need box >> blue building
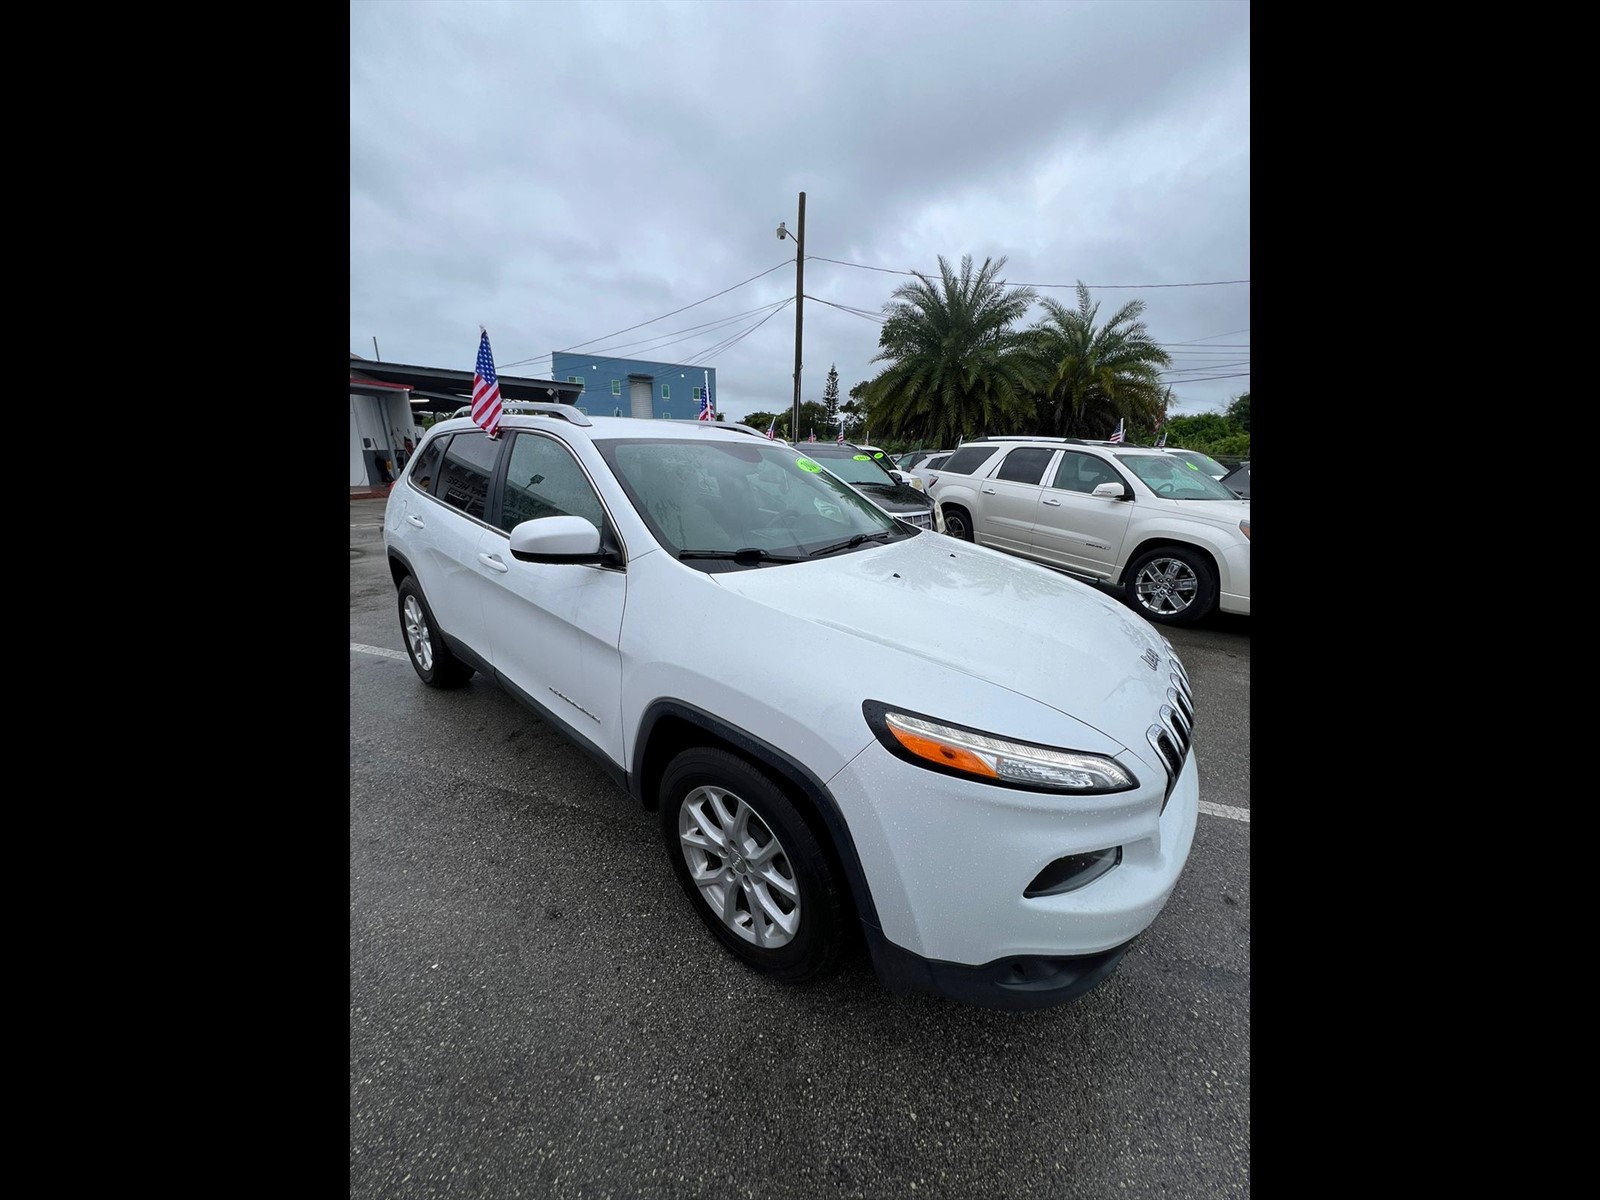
[550,353,718,421]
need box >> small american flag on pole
[808,429,815,443]
[1108,418,1125,444]
[471,329,503,437]
[1155,431,1167,448]
[698,372,714,421]
[837,419,845,445]
[765,416,776,439]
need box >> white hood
[709,533,1180,750]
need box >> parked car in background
[383,406,1200,1010]
[906,451,954,492]
[1158,447,1231,480]
[929,436,1250,626]
[897,449,945,474]
[1220,460,1250,499]
[801,442,944,532]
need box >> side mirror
[1092,482,1128,500]
[508,515,620,564]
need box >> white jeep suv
[384,407,1199,1010]
[930,437,1251,626]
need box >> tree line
[740,254,1249,460]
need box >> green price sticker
[1185,461,1199,470]
[853,454,871,461]
[797,458,821,472]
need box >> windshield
[598,437,910,559]
[803,449,898,486]
[1168,449,1230,477]
[1117,453,1241,500]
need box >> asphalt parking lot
[349,498,1249,1198]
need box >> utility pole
[791,192,805,441]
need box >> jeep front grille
[901,510,934,531]
[1144,647,1194,812]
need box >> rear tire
[660,747,843,982]
[1124,546,1217,626]
[397,576,474,687]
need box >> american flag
[837,420,845,445]
[1155,431,1167,448]
[698,373,714,422]
[765,416,776,440]
[472,329,503,437]
[1108,418,1124,444]
[808,429,815,443]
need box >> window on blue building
[661,384,670,400]
[611,380,621,396]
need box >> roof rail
[706,421,783,442]
[971,435,1080,444]
[448,402,593,427]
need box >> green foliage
[1225,391,1250,433]
[738,400,833,441]
[1162,410,1249,458]
[823,364,840,426]
[1022,283,1172,439]
[863,255,1039,446]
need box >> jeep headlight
[864,703,1135,793]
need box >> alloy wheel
[402,593,434,672]
[1133,556,1199,616]
[677,785,801,948]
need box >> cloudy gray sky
[350,0,1249,424]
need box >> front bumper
[829,737,1200,1009]
[864,929,1137,1012]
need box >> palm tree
[863,255,1038,446]
[1025,282,1172,438]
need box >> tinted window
[939,446,1000,476]
[437,431,500,518]
[1050,451,1119,494]
[406,434,446,496]
[995,447,1055,484]
[497,433,606,533]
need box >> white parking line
[352,642,409,662]
[351,641,1252,823]
[1199,801,1249,823]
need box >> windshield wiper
[678,547,807,565]
[810,531,894,558]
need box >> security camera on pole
[777,192,805,448]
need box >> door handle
[982,487,996,494]
[478,553,509,574]
[1042,498,1061,506]
[406,515,424,527]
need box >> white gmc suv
[384,408,1200,1011]
[929,437,1251,626]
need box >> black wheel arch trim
[632,699,884,934]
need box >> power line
[497,299,793,374]
[803,251,1247,290]
[497,258,794,371]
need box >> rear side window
[995,447,1055,484]
[939,446,1000,476]
[406,434,446,496]
[437,431,500,519]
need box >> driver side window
[496,433,605,534]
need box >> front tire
[942,503,974,541]
[660,748,843,982]
[1124,545,1217,626]
[397,576,474,688]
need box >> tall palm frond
[1025,282,1172,438]
[862,255,1038,445]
